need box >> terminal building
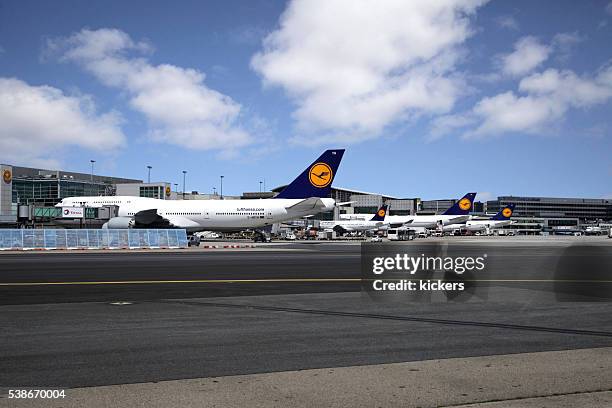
[116,182,174,200]
[486,196,612,233]
[421,199,485,215]
[4,165,139,206]
[0,163,167,226]
[487,196,612,221]
[2,163,611,232]
[271,185,418,220]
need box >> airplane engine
[102,216,135,229]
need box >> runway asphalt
[1,292,611,388]
[0,246,361,304]
[1,237,611,393]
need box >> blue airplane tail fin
[491,204,515,220]
[443,193,477,215]
[369,204,388,221]
[275,149,345,199]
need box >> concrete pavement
[2,347,610,408]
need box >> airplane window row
[85,201,130,205]
[125,212,202,216]
[215,212,265,216]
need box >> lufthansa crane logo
[165,186,171,197]
[309,162,333,188]
[2,169,11,184]
[458,198,472,211]
[377,209,386,217]
[502,207,512,218]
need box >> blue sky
[1,0,611,200]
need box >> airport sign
[61,207,84,218]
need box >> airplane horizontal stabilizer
[285,197,325,212]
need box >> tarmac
[0,236,610,406]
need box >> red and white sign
[62,207,84,218]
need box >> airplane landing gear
[253,230,271,242]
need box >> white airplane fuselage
[341,214,469,228]
[56,196,335,232]
[443,219,512,232]
[319,220,387,232]
[464,219,512,231]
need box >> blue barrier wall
[0,229,188,250]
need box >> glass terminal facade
[12,179,112,207]
[487,196,612,221]
[7,165,142,207]
[139,185,164,199]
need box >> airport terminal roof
[2,164,141,185]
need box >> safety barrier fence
[0,229,188,250]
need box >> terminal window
[140,186,162,199]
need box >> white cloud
[0,77,125,167]
[468,91,564,137]
[552,32,583,49]
[48,28,251,151]
[496,16,519,31]
[429,113,476,140]
[518,68,612,106]
[552,32,584,62]
[252,0,487,143]
[444,65,612,139]
[606,2,612,15]
[498,36,551,77]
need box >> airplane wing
[133,209,172,227]
[285,197,326,212]
[448,215,470,224]
[394,220,413,228]
[133,209,199,229]
[333,225,349,234]
[163,215,201,229]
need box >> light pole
[90,160,95,183]
[182,170,187,200]
[220,175,224,199]
[259,181,262,193]
[147,165,152,183]
[213,187,217,196]
[173,183,178,197]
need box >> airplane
[341,193,477,229]
[443,204,515,234]
[56,149,345,239]
[319,204,389,235]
